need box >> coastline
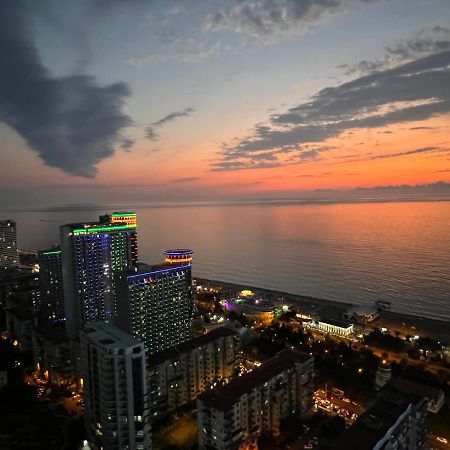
[195,277,450,343]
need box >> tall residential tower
[38,246,64,322]
[80,322,151,450]
[116,249,193,355]
[0,219,18,269]
[60,213,137,339]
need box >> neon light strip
[72,224,136,235]
[111,212,136,216]
[42,250,62,255]
[163,250,193,255]
[128,264,191,279]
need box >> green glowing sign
[72,224,136,235]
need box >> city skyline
[1,0,450,208]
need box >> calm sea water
[3,201,450,320]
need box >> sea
[2,201,450,321]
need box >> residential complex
[60,213,138,339]
[80,322,151,450]
[197,349,314,450]
[147,327,240,420]
[116,249,194,355]
[0,219,18,269]
[38,247,64,322]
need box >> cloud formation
[204,0,380,42]
[0,1,132,178]
[214,50,450,170]
[146,107,194,141]
[341,25,450,75]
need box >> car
[437,437,448,444]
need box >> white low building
[305,318,354,337]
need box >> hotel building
[38,247,64,322]
[0,219,18,269]
[60,213,137,339]
[197,349,314,450]
[116,249,194,355]
[147,327,240,420]
[80,322,151,450]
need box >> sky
[1,0,450,208]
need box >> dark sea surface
[3,201,450,320]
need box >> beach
[195,277,450,343]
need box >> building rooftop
[127,262,191,279]
[336,382,426,450]
[83,322,143,349]
[148,327,239,367]
[318,318,352,328]
[198,349,312,412]
[389,377,442,402]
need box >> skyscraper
[116,249,193,355]
[60,213,137,339]
[38,246,64,322]
[80,322,151,450]
[0,219,18,269]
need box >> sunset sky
[1,0,450,208]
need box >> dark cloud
[145,128,159,141]
[214,50,450,171]
[172,176,200,183]
[145,107,194,141]
[0,1,132,178]
[121,139,135,151]
[204,0,380,42]
[343,25,450,75]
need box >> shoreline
[195,277,450,343]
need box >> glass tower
[60,213,138,339]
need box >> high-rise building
[0,219,18,269]
[38,247,64,322]
[80,322,151,450]
[147,327,240,420]
[60,214,137,339]
[197,349,314,450]
[116,249,193,355]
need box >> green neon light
[42,250,62,255]
[111,212,136,216]
[72,224,136,235]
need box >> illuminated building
[38,247,64,322]
[197,349,314,450]
[60,214,137,339]
[147,327,240,420]
[0,219,18,269]
[80,322,151,450]
[163,248,193,264]
[116,249,194,355]
[110,211,137,226]
[305,318,354,337]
